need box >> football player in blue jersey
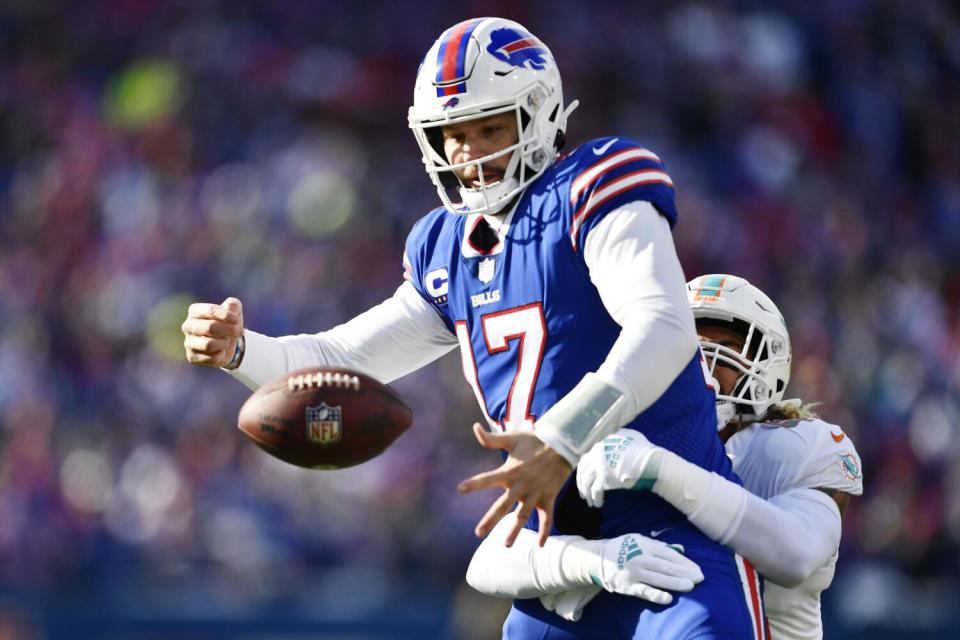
[183,17,765,638]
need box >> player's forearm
[726,489,842,586]
[653,451,841,587]
[227,282,457,390]
[466,517,599,598]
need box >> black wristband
[225,334,245,370]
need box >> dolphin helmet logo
[486,28,549,71]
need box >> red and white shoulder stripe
[568,145,674,250]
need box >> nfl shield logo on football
[478,258,496,284]
[306,403,342,446]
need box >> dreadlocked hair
[719,401,821,442]
[760,401,820,424]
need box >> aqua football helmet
[687,274,792,418]
[409,18,577,215]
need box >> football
[237,367,413,469]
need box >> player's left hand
[458,423,572,547]
[577,428,664,508]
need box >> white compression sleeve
[587,202,698,423]
[533,202,698,465]
[653,451,842,587]
[466,517,600,598]
[227,281,458,390]
[737,488,842,587]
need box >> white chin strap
[458,176,519,215]
[715,401,737,431]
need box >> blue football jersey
[404,137,739,537]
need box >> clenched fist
[182,297,245,368]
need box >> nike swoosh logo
[592,138,619,155]
[831,430,845,443]
[649,528,672,538]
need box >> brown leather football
[237,367,412,469]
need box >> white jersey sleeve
[227,281,459,390]
[726,418,864,499]
[793,419,863,495]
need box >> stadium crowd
[1,0,958,637]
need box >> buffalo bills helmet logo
[442,96,460,109]
[486,28,549,71]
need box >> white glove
[576,428,664,508]
[593,533,703,603]
[540,586,601,622]
[540,533,702,620]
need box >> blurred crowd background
[1,0,958,638]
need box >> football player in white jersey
[467,274,864,640]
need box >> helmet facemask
[698,318,791,419]
[687,274,792,422]
[411,83,561,215]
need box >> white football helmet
[687,274,792,418]
[408,18,577,215]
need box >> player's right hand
[458,424,572,547]
[182,297,244,368]
[595,534,703,604]
[576,428,664,508]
